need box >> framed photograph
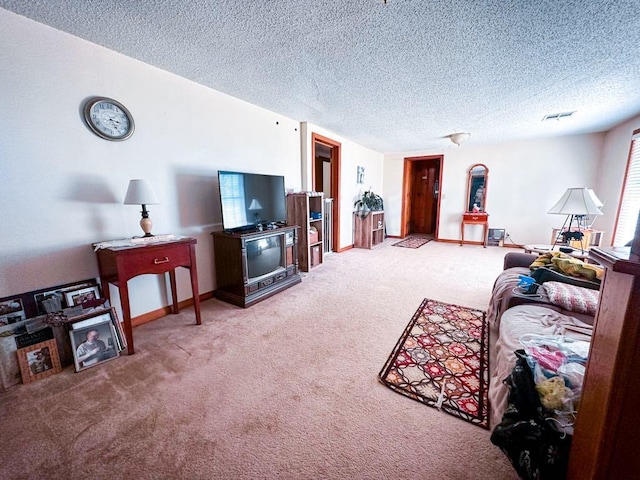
[69,307,126,352]
[69,315,120,372]
[17,338,62,384]
[64,285,100,307]
[0,298,26,326]
[357,165,365,184]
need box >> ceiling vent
[542,111,576,122]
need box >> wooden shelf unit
[286,192,324,271]
[353,210,385,249]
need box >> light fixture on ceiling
[449,132,471,146]
[124,179,160,237]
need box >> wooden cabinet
[567,246,640,478]
[286,192,324,271]
[212,227,301,308]
[353,211,385,249]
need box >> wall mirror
[466,163,488,212]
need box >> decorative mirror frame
[466,163,489,212]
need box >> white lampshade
[586,188,604,208]
[248,198,263,210]
[450,132,471,146]
[124,179,160,205]
[548,187,603,215]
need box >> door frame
[311,132,341,252]
[401,155,444,239]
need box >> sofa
[487,252,599,430]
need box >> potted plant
[354,189,384,217]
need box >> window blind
[613,130,640,246]
[220,173,248,228]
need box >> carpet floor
[0,240,518,480]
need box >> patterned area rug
[391,236,432,248]
[378,299,489,429]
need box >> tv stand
[212,226,301,308]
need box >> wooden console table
[460,212,489,247]
[94,237,201,354]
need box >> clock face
[83,97,134,141]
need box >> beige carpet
[0,240,518,479]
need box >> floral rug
[378,298,489,429]
[391,236,432,249]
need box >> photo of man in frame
[71,321,118,371]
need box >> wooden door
[311,133,341,252]
[410,159,439,234]
[402,156,442,237]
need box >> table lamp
[248,198,263,223]
[548,187,603,253]
[124,179,160,237]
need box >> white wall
[2,8,638,320]
[0,10,301,317]
[595,113,640,245]
[384,134,607,245]
[301,123,384,250]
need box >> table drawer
[119,244,191,277]
[463,213,488,222]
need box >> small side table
[460,212,489,247]
[94,237,201,354]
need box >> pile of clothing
[491,334,590,480]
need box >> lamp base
[140,217,153,237]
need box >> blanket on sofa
[488,305,593,429]
[529,251,604,282]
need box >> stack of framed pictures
[34,281,101,315]
[67,308,126,372]
[0,279,110,390]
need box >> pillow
[542,281,599,316]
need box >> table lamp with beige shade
[124,179,160,237]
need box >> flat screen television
[218,170,287,232]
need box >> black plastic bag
[490,350,572,479]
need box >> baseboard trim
[131,291,215,327]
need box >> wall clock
[83,97,135,141]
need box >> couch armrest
[503,252,538,270]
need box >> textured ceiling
[2,0,640,153]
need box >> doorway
[311,133,341,252]
[401,155,443,239]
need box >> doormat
[391,236,432,249]
[378,298,489,429]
